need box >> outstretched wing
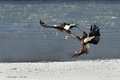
[40,20,56,28]
[88,24,100,44]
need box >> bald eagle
[40,20,78,37]
[72,25,100,57]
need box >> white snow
[111,16,117,19]
[0,59,120,80]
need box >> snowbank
[0,59,120,80]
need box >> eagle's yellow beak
[80,30,83,33]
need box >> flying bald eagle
[40,20,78,37]
[72,25,100,57]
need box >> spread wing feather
[40,20,57,28]
[88,24,100,44]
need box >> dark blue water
[0,0,120,62]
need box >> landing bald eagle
[72,25,100,57]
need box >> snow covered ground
[0,59,120,80]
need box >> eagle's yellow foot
[71,33,76,37]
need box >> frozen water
[0,0,120,62]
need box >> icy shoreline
[0,59,120,80]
